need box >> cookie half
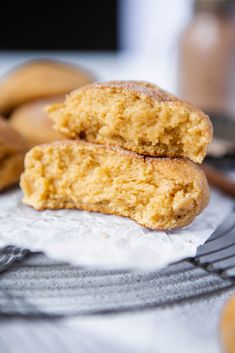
[20,140,209,230]
[47,81,212,163]
[0,117,27,190]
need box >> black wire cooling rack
[0,204,235,317]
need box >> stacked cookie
[2,59,95,147]
[20,81,212,230]
[0,59,95,191]
[0,59,95,115]
[0,117,27,191]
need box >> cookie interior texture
[0,59,95,114]
[21,141,209,230]
[0,117,27,190]
[47,81,212,163]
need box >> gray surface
[0,289,234,353]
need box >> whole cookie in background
[0,117,27,191]
[221,295,235,353]
[0,59,95,115]
[9,96,64,148]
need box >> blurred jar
[178,0,235,119]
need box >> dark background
[0,0,118,51]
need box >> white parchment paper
[0,188,233,270]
